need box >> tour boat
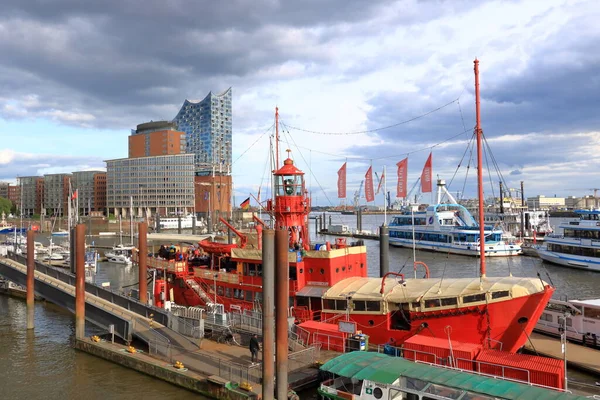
[537,209,600,271]
[388,179,522,257]
[535,297,600,347]
[156,214,198,230]
[105,244,134,265]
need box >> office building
[128,121,186,158]
[0,182,9,199]
[106,154,195,217]
[44,174,71,217]
[527,195,565,210]
[72,171,107,215]
[173,88,232,172]
[7,184,20,210]
[19,176,44,216]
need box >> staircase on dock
[185,278,213,305]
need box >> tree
[0,196,12,216]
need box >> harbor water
[2,212,600,398]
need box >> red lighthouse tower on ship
[268,149,311,250]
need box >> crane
[353,180,364,210]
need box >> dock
[318,229,379,241]
[147,233,214,243]
[524,332,600,376]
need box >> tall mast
[275,107,280,170]
[474,58,486,278]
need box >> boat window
[540,313,553,322]
[245,290,253,302]
[584,307,600,320]
[323,299,335,310]
[405,378,428,391]
[463,293,486,303]
[217,286,224,296]
[225,287,231,298]
[411,302,420,309]
[366,301,381,312]
[388,388,412,400]
[425,299,441,308]
[354,301,366,311]
[566,317,572,327]
[440,297,458,307]
[424,383,462,399]
[491,290,510,299]
[336,299,348,310]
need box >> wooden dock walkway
[524,332,600,376]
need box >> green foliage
[0,196,12,216]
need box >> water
[3,218,600,398]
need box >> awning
[296,285,330,297]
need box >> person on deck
[249,334,260,364]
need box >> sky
[0,0,599,207]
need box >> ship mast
[474,59,486,278]
[275,106,280,170]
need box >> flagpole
[383,165,387,225]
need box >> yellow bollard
[127,345,137,353]
[173,361,185,369]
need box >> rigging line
[281,125,338,209]
[282,98,459,135]
[482,135,510,194]
[457,99,469,135]
[482,133,496,200]
[460,134,475,200]
[232,123,274,165]
[447,131,476,190]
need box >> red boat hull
[321,286,554,353]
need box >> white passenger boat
[537,209,600,271]
[105,244,134,265]
[156,214,197,230]
[535,297,600,347]
[388,180,521,257]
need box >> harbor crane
[353,180,364,210]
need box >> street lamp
[558,312,571,391]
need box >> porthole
[309,268,313,273]
[348,265,352,270]
[299,268,303,274]
[360,263,364,269]
[368,320,374,326]
[320,268,325,275]
[336,268,339,273]
[342,266,346,271]
[373,387,383,399]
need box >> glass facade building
[173,88,232,173]
[106,154,195,217]
[72,171,106,214]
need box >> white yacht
[105,244,134,265]
[388,180,522,257]
[537,209,600,271]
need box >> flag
[337,162,346,198]
[71,189,78,200]
[375,169,385,195]
[257,187,261,203]
[240,197,250,210]
[364,166,374,202]
[421,153,433,193]
[396,158,408,198]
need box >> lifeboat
[198,239,237,254]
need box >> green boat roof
[320,352,587,400]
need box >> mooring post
[275,229,289,400]
[155,213,161,233]
[138,222,148,304]
[69,226,76,274]
[380,224,389,277]
[262,229,275,399]
[191,214,196,235]
[26,229,35,330]
[75,223,86,339]
[177,215,182,234]
[357,208,362,232]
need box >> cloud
[0,0,599,204]
[0,151,105,181]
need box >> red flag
[375,169,385,195]
[396,158,408,198]
[421,153,433,193]
[337,162,347,198]
[71,189,78,200]
[364,166,374,202]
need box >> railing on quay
[7,252,171,326]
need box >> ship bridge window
[491,290,510,300]
[323,299,335,310]
[366,301,381,312]
[353,301,366,311]
[463,293,486,303]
